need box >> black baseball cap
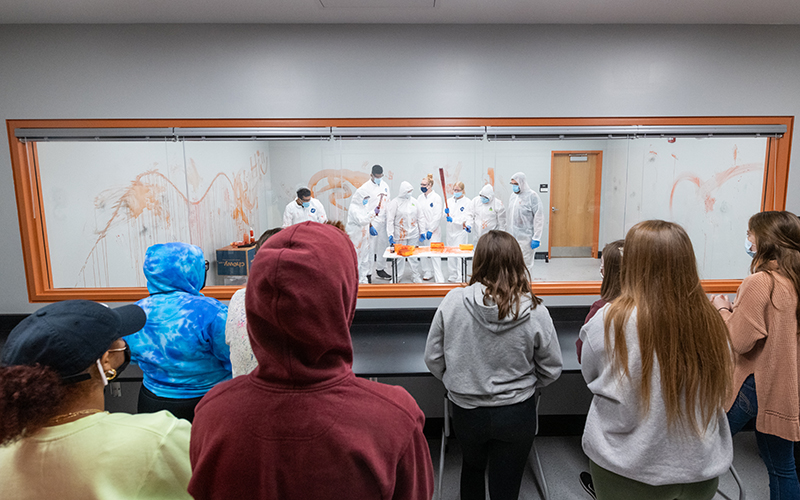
[1,300,146,384]
[371,164,383,175]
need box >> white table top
[382,246,474,259]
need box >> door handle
[551,207,558,213]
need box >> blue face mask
[362,198,370,206]
[480,196,490,204]
[512,184,520,193]
[745,237,756,258]
[373,176,381,186]
[302,201,310,208]
[454,192,463,199]
[420,186,428,193]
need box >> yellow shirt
[0,411,192,500]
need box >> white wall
[1,24,799,312]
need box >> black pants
[450,395,538,500]
[138,385,203,423]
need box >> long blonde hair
[604,220,731,434]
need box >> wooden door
[549,152,602,258]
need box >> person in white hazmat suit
[282,186,328,228]
[346,186,377,284]
[359,165,392,281]
[445,182,474,283]
[508,172,544,276]
[417,174,445,283]
[472,184,507,240]
[386,181,426,283]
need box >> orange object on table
[395,244,416,256]
[459,244,474,251]
[430,242,444,252]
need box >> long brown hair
[748,211,800,329]
[469,230,541,320]
[600,239,625,302]
[604,220,731,434]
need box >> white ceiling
[0,0,798,24]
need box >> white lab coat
[417,190,445,283]
[386,181,424,282]
[346,186,376,284]
[359,178,391,274]
[508,172,544,273]
[472,184,507,240]
[282,197,328,228]
[446,194,474,282]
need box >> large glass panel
[33,131,768,290]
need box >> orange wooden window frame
[7,116,794,302]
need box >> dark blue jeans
[727,374,800,500]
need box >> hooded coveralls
[128,243,231,408]
[508,172,544,275]
[386,181,425,283]
[188,222,435,500]
[346,185,376,284]
[282,196,327,228]
[446,191,474,282]
[473,184,507,240]
[359,176,391,277]
[417,185,445,282]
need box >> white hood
[398,181,413,200]
[479,184,495,202]
[511,172,531,193]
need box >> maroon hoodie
[189,222,434,500]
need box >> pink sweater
[722,270,800,441]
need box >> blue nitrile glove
[419,234,426,243]
[389,235,396,246]
[369,225,378,236]
[426,231,433,240]
[465,225,472,233]
[531,240,540,249]
[444,208,450,215]
[446,216,453,223]
[374,206,381,215]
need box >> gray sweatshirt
[424,283,563,409]
[580,305,733,485]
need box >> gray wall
[1,24,799,313]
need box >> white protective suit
[359,177,391,277]
[445,192,474,282]
[282,197,328,228]
[346,186,376,284]
[472,184,507,240]
[417,188,445,283]
[386,181,425,283]
[508,172,544,275]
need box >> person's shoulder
[351,378,424,424]
[230,287,246,303]
[102,411,191,438]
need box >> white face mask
[745,237,756,258]
[97,359,108,387]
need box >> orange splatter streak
[669,162,763,214]
[307,168,370,211]
[671,154,678,160]
[487,167,495,187]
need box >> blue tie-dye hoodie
[128,242,232,398]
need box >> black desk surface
[1,307,585,381]
[350,308,584,377]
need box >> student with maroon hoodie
[188,221,434,500]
